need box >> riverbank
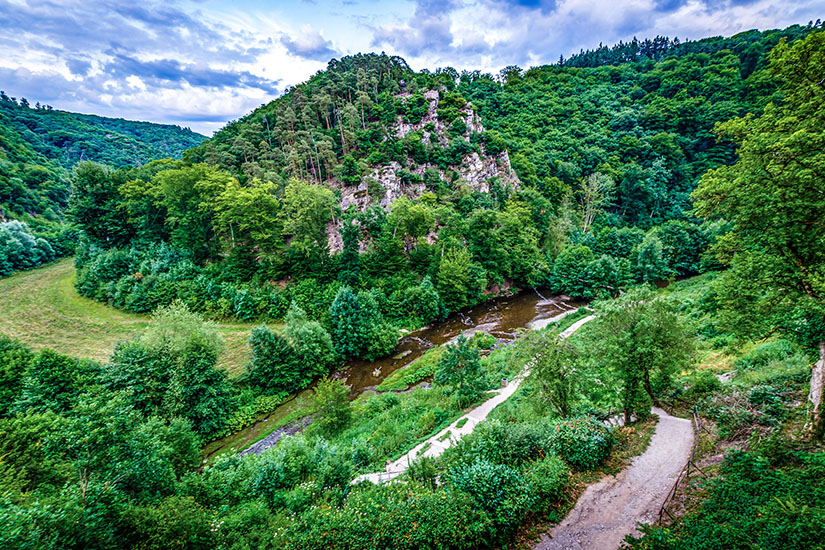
[203,291,583,461]
[353,314,596,485]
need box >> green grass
[545,307,591,334]
[376,346,446,391]
[0,258,257,375]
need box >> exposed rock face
[328,89,519,253]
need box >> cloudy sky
[1,0,822,135]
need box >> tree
[313,377,352,437]
[329,287,368,359]
[578,172,615,232]
[67,162,133,247]
[597,287,694,423]
[553,244,594,297]
[284,302,335,379]
[633,233,670,283]
[248,325,299,394]
[105,302,234,436]
[152,164,232,261]
[328,287,396,361]
[15,351,98,414]
[434,336,484,409]
[437,247,474,312]
[586,254,627,298]
[279,179,336,263]
[0,335,33,416]
[693,31,825,435]
[523,331,579,417]
[212,178,281,258]
[337,217,360,286]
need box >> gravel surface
[534,407,694,550]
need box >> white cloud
[0,0,822,134]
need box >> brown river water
[204,290,583,459]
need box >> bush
[313,378,352,437]
[445,458,535,532]
[685,369,722,400]
[248,325,300,394]
[548,417,614,470]
[526,454,569,511]
[625,451,825,550]
[444,419,550,468]
[283,482,488,549]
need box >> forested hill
[560,23,818,68]
[0,95,206,170]
[187,23,820,232]
[0,94,205,221]
[0,95,206,276]
[66,24,824,327]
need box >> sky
[0,0,822,135]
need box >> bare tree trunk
[806,342,825,436]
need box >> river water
[204,291,582,459]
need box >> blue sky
[0,0,822,135]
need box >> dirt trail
[535,407,693,550]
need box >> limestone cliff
[328,88,519,252]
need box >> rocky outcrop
[327,88,519,253]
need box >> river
[203,290,582,460]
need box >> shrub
[313,378,352,437]
[283,483,488,549]
[548,417,614,470]
[624,451,825,550]
[248,325,300,394]
[685,369,722,400]
[445,459,535,532]
[445,419,549,468]
[526,454,569,511]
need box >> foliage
[284,302,335,379]
[693,30,825,432]
[434,335,484,409]
[547,416,614,470]
[624,451,825,550]
[105,302,234,436]
[523,329,579,417]
[525,454,570,511]
[444,458,535,532]
[248,325,299,394]
[0,221,57,277]
[313,377,352,437]
[596,287,695,422]
[0,94,203,230]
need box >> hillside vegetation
[0,95,206,278]
[0,22,824,550]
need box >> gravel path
[534,407,694,550]
[352,314,595,485]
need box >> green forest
[1,20,824,550]
[0,95,205,276]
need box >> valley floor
[0,258,254,373]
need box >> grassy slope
[0,258,255,374]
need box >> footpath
[352,314,595,485]
[534,407,694,549]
